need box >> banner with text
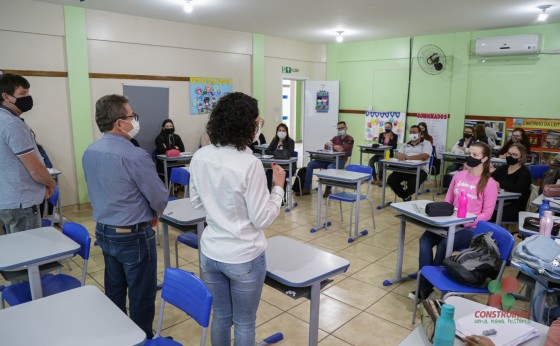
[513,118,560,130]
[365,111,406,144]
[416,113,449,158]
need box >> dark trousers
[95,223,157,338]
[387,170,428,199]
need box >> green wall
[328,23,560,151]
[252,33,265,114]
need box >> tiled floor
[2,177,530,345]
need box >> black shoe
[403,196,412,202]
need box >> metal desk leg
[383,218,408,286]
[164,160,169,189]
[352,181,361,240]
[162,222,170,269]
[359,150,364,166]
[496,199,504,226]
[54,175,63,226]
[310,181,323,233]
[378,162,388,210]
[445,225,456,258]
[308,281,321,346]
[439,155,446,194]
[415,167,421,200]
[28,265,43,300]
[286,163,295,212]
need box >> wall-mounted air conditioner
[474,34,541,57]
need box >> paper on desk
[455,307,539,346]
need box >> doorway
[282,78,304,167]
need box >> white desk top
[306,150,346,156]
[314,169,370,182]
[159,198,206,226]
[0,286,146,346]
[47,168,62,176]
[0,227,79,270]
[156,152,194,161]
[441,152,510,165]
[359,144,392,150]
[399,296,547,346]
[497,190,522,200]
[259,157,298,165]
[532,194,560,212]
[266,236,350,287]
[518,211,560,238]
[390,200,476,227]
[380,158,428,167]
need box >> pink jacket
[445,170,498,228]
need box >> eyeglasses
[506,152,520,158]
[123,113,139,122]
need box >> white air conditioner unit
[474,34,541,57]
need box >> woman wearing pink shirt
[412,142,498,299]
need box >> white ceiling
[36,0,560,43]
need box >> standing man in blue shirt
[83,94,168,338]
[0,73,56,233]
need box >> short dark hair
[207,92,259,150]
[410,125,420,131]
[0,74,30,98]
[337,121,347,127]
[95,94,129,132]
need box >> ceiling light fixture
[336,31,344,43]
[184,0,193,13]
[537,5,551,22]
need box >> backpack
[541,164,560,194]
[442,233,501,287]
[292,167,307,193]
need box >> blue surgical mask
[337,130,346,136]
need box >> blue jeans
[95,223,157,339]
[0,205,41,234]
[200,251,266,346]
[303,159,344,191]
[418,227,474,291]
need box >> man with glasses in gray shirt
[83,94,168,338]
[0,73,56,233]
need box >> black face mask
[164,128,175,135]
[466,156,483,168]
[463,133,473,139]
[506,156,519,166]
[8,95,33,113]
[384,128,391,133]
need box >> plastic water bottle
[540,210,554,237]
[433,304,456,346]
[539,199,551,219]
[457,191,468,218]
[328,140,333,153]
[385,148,391,160]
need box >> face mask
[409,134,419,141]
[385,128,391,133]
[337,130,346,136]
[164,128,175,135]
[9,95,33,113]
[466,156,483,168]
[463,133,473,139]
[512,136,521,143]
[419,129,426,134]
[277,131,286,139]
[253,126,261,143]
[125,119,140,138]
[506,156,519,166]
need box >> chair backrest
[62,222,92,261]
[472,221,515,262]
[529,164,549,180]
[170,167,190,186]
[161,268,212,328]
[346,164,373,182]
[293,151,298,158]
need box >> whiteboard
[302,81,340,166]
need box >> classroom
[1,0,559,345]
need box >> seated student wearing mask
[387,125,432,202]
[418,122,433,144]
[497,127,532,163]
[413,142,497,300]
[490,143,531,224]
[301,121,354,198]
[368,122,398,184]
[155,119,185,179]
[448,126,475,173]
[248,118,266,153]
[265,123,295,193]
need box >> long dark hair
[470,142,492,197]
[273,123,291,142]
[159,119,174,136]
[418,122,430,137]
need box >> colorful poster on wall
[416,113,449,158]
[315,90,329,113]
[365,111,406,144]
[190,77,232,115]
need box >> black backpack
[541,164,560,194]
[442,233,501,287]
[292,167,307,193]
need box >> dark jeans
[95,223,157,338]
[0,205,41,234]
[418,227,474,291]
[304,159,344,191]
[387,170,428,199]
[368,155,382,180]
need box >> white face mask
[409,133,419,141]
[253,126,261,143]
[277,131,287,139]
[126,119,140,138]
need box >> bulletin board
[365,111,406,144]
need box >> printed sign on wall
[190,77,232,115]
[315,90,329,113]
[416,113,449,158]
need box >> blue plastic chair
[411,221,515,324]
[146,268,212,346]
[529,164,549,180]
[2,222,91,307]
[175,232,198,268]
[41,186,59,227]
[168,167,190,200]
[325,164,376,242]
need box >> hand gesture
[271,163,286,188]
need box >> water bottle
[540,210,554,237]
[328,140,333,153]
[385,148,391,161]
[433,304,456,346]
[457,191,468,218]
[539,199,551,219]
